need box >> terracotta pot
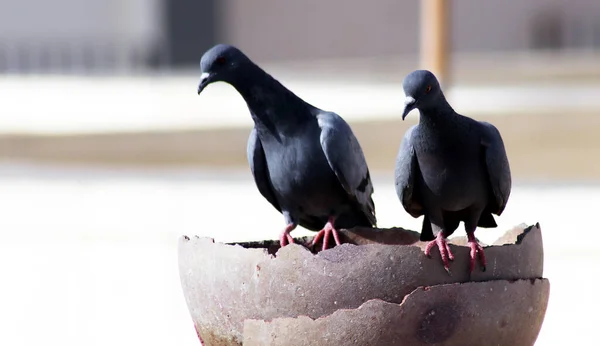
[244,278,549,346]
[178,224,548,346]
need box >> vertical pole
[420,0,450,87]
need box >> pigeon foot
[424,232,454,275]
[279,223,296,247]
[467,233,487,272]
[310,217,342,251]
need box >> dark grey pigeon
[395,70,511,274]
[197,44,377,251]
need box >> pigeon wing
[247,127,281,213]
[394,125,423,218]
[479,121,512,215]
[317,112,377,226]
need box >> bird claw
[468,239,487,273]
[444,266,452,276]
[424,233,454,276]
[310,219,341,251]
[279,233,295,247]
[279,224,296,247]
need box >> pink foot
[424,232,454,275]
[279,223,296,247]
[468,233,487,272]
[310,217,342,251]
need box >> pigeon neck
[233,64,314,134]
[418,94,455,124]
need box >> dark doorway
[155,0,220,69]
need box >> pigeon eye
[216,56,226,65]
[425,85,432,93]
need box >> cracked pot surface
[178,224,545,345]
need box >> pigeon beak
[401,96,416,120]
[197,72,212,95]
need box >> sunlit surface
[2,76,600,134]
[0,163,596,345]
[3,1,599,345]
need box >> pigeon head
[197,44,252,94]
[400,70,442,120]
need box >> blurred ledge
[3,77,600,136]
[0,111,598,180]
[2,50,600,136]
[264,49,600,84]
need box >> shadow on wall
[148,0,221,68]
[0,0,222,74]
[530,6,564,50]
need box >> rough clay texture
[243,279,550,346]
[178,224,546,346]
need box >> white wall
[222,0,600,62]
[0,0,161,43]
[0,0,162,71]
[2,0,600,71]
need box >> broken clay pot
[243,279,550,346]
[178,223,548,346]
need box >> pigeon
[196,44,377,251]
[394,70,511,274]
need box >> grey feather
[247,126,281,213]
[394,124,423,218]
[479,121,512,215]
[318,111,377,225]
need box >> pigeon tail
[420,210,497,242]
[335,207,376,230]
[420,216,435,241]
[477,211,498,228]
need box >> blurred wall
[222,0,419,61]
[157,0,220,67]
[0,0,162,72]
[2,0,600,72]
[223,0,600,62]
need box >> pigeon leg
[310,217,342,251]
[467,231,487,272]
[424,232,454,275]
[279,223,297,247]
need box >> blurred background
[0,1,598,345]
